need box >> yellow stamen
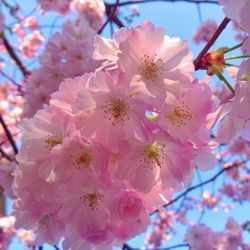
[45,135,62,150]
[142,143,166,169]
[166,101,194,127]
[72,148,92,169]
[102,98,129,126]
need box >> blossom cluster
[10,16,44,59]
[145,210,175,249]
[213,0,250,143]
[13,21,217,249]
[219,158,250,202]
[0,216,34,249]
[216,56,250,143]
[0,216,17,249]
[185,217,249,250]
[24,18,100,116]
[2,0,249,249]
[37,0,105,30]
[0,83,23,199]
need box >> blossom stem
[223,62,235,67]
[223,41,245,54]
[224,55,250,60]
[211,65,235,95]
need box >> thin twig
[111,0,218,7]
[0,70,24,93]
[0,113,18,154]
[151,160,246,215]
[2,35,30,77]
[0,146,14,162]
[161,244,190,250]
[122,243,190,250]
[99,0,124,34]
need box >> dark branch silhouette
[3,35,30,77]
[0,113,18,155]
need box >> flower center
[45,134,63,150]
[142,143,166,169]
[139,55,165,80]
[80,190,104,211]
[35,214,51,233]
[166,101,194,127]
[102,98,129,126]
[72,148,92,169]
[39,215,50,226]
[110,153,119,166]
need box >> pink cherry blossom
[50,73,93,115]
[0,216,16,249]
[117,133,195,193]
[47,131,109,182]
[202,191,220,209]
[19,30,45,58]
[71,0,105,30]
[72,70,151,149]
[118,20,194,99]
[185,224,213,250]
[94,27,129,63]
[216,59,250,143]
[158,82,213,146]
[210,232,227,250]
[0,162,15,198]
[12,23,25,38]
[110,191,150,241]
[225,217,243,250]
[218,0,246,21]
[38,0,72,14]
[23,16,38,30]
[12,20,218,250]
[24,18,99,117]
[219,0,250,52]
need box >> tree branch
[0,70,24,93]
[151,160,246,215]
[0,146,14,162]
[109,0,218,7]
[2,35,30,77]
[122,243,190,250]
[193,17,231,70]
[99,0,125,34]
[0,113,18,154]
